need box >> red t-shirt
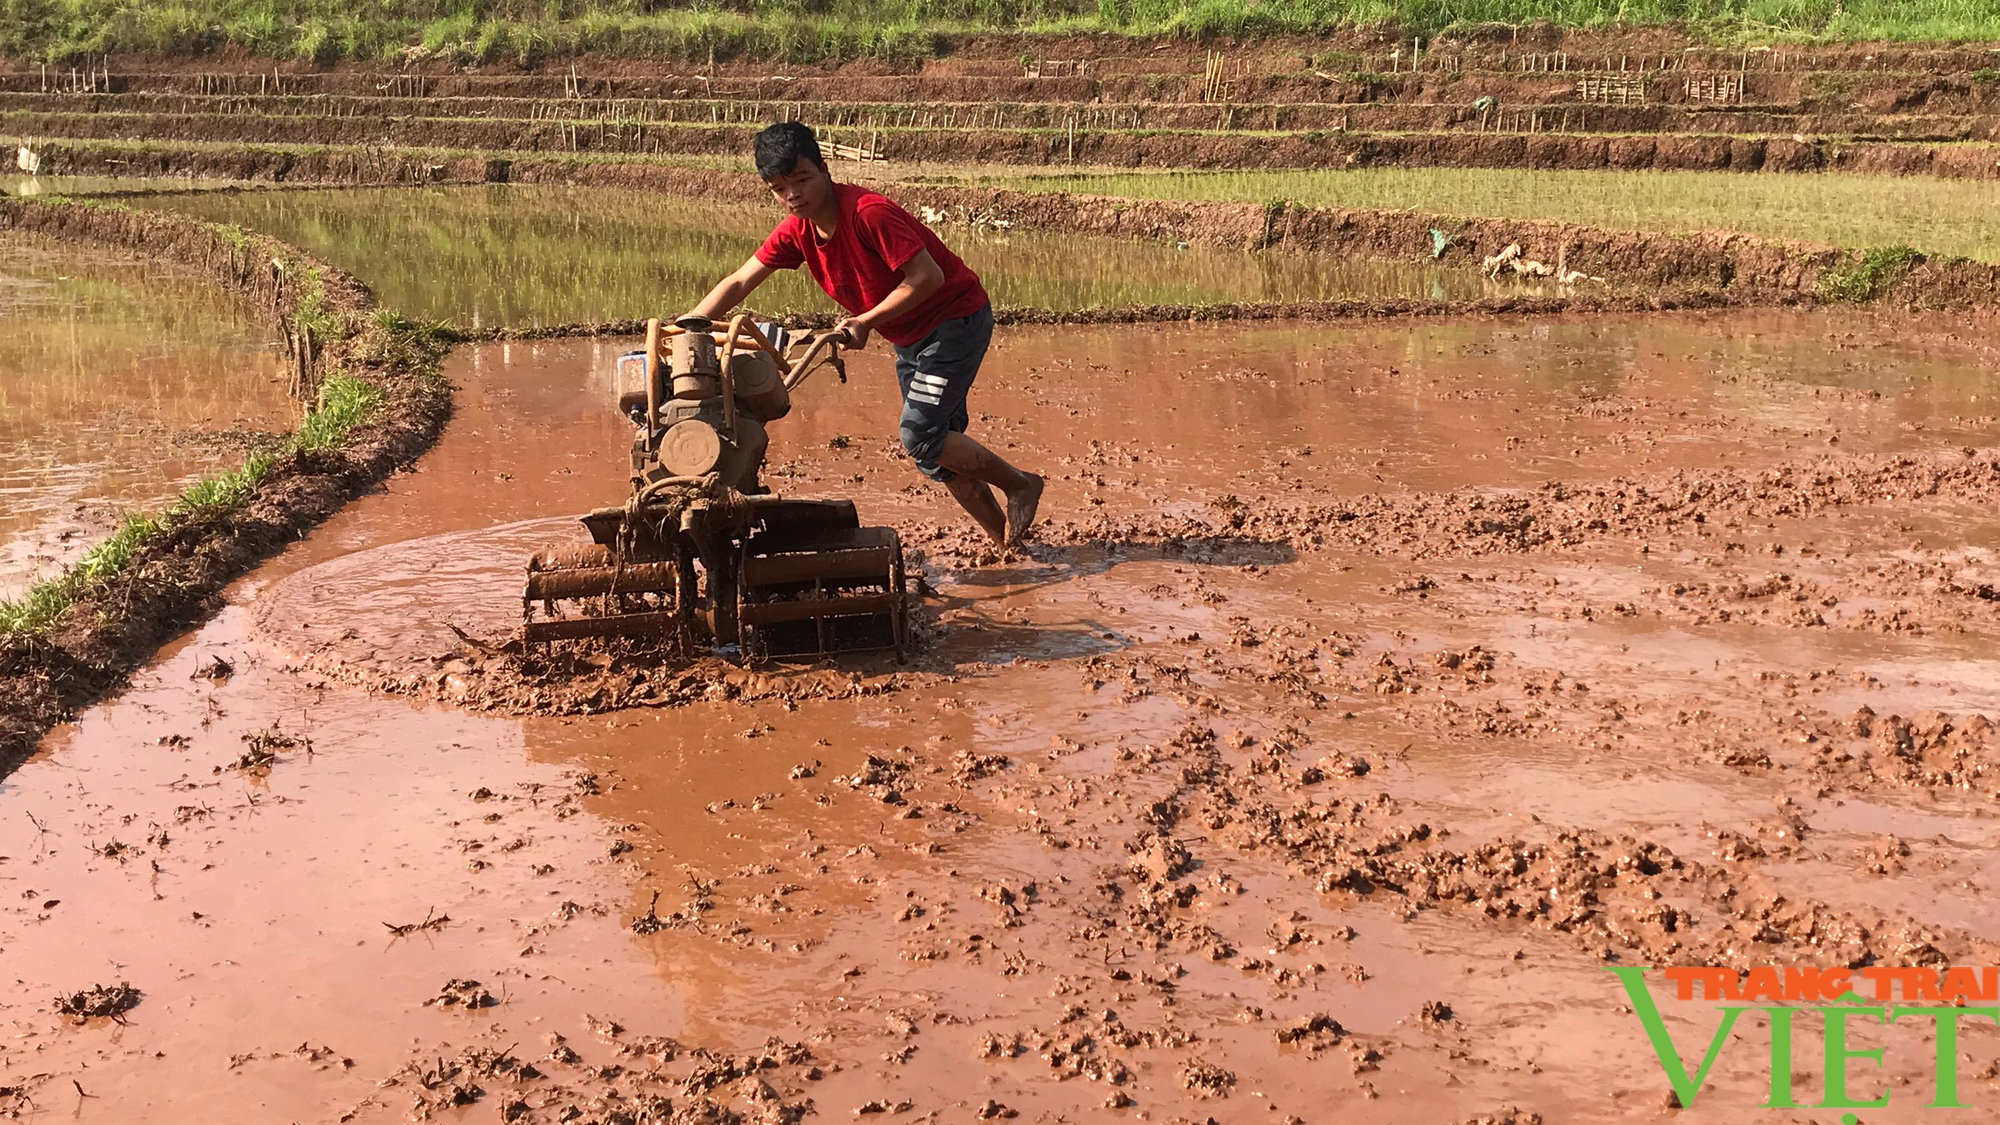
[754,183,989,348]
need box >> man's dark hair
[755,122,826,179]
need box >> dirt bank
[7,30,2000,87]
[453,290,1795,346]
[0,200,448,774]
[12,67,2000,116]
[13,106,2000,178]
[10,90,1998,142]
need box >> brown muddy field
[8,309,2000,1123]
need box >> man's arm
[838,248,944,349]
[688,255,778,321]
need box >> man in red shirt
[687,122,1044,547]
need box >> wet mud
[0,231,292,598]
[8,307,2000,1122]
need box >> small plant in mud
[361,313,452,384]
[55,983,141,1023]
[217,722,304,775]
[827,434,851,450]
[630,890,668,934]
[383,906,452,937]
[1818,244,1922,302]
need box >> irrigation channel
[8,258,2000,1121]
[0,230,290,600]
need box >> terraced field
[5,27,2000,1125]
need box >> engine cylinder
[670,320,721,401]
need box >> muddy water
[9,309,2000,1122]
[145,185,1488,325]
[0,232,292,598]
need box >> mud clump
[399,1046,541,1119]
[426,979,498,1010]
[1180,1059,1236,1098]
[287,637,941,719]
[54,982,140,1023]
[1274,1013,1345,1048]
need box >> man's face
[764,160,830,217]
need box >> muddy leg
[945,476,1007,544]
[938,432,1043,546]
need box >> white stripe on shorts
[908,390,943,405]
[912,374,949,389]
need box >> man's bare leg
[945,477,1007,543]
[937,431,1043,546]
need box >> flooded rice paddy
[0,174,246,197]
[8,303,2000,1122]
[0,232,291,598]
[147,185,1492,325]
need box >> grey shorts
[892,303,993,483]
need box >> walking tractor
[522,314,907,660]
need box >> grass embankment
[935,166,2000,262]
[4,0,1997,65]
[0,263,447,636]
[0,374,382,633]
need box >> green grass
[1818,244,1921,301]
[293,371,382,453]
[3,0,1997,64]
[940,166,2000,262]
[0,365,388,635]
[0,512,160,632]
[291,264,341,350]
[176,454,275,513]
